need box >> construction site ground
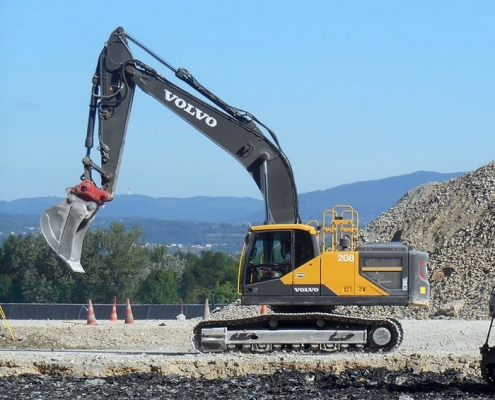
[0,318,491,380]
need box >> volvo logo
[164,89,217,127]
[294,287,319,293]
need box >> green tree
[0,234,71,303]
[0,225,241,305]
[0,274,13,303]
[135,246,185,303]
[137,269,180,303]
[78,223,149,303]
[180,251,239,303]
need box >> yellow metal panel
[280,251,392,297]
[250,223,316,234]
[320,251,356,295]
[320,251,389,296]
[281,259,320,285]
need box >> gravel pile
[351,161,495,321]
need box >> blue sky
[1,1,493,201]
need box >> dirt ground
[0,319,198,352]
[0,318,491,380]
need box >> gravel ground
[0,317,494,399]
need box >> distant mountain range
[0,171,464,252]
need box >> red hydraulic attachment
[69,180,113,206]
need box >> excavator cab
[240,223,320,305]
[241,226,317,287]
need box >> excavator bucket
[40,195,99,273]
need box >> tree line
[0,223,240,305]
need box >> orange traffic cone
[260,304,268,315]
[124,299,134,324]
[86,299,98,325]
[110,300,118,322]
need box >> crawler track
[193,313,403,354]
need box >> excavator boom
[41,27,300,272]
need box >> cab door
[242,230,293,298]
[288,229,321,296]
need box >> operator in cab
[281,239,291,262]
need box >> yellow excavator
[40,27,430,353]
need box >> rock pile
[359,160,495,320]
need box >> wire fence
[0,302,221,320]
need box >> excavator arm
[40,27,300,272]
